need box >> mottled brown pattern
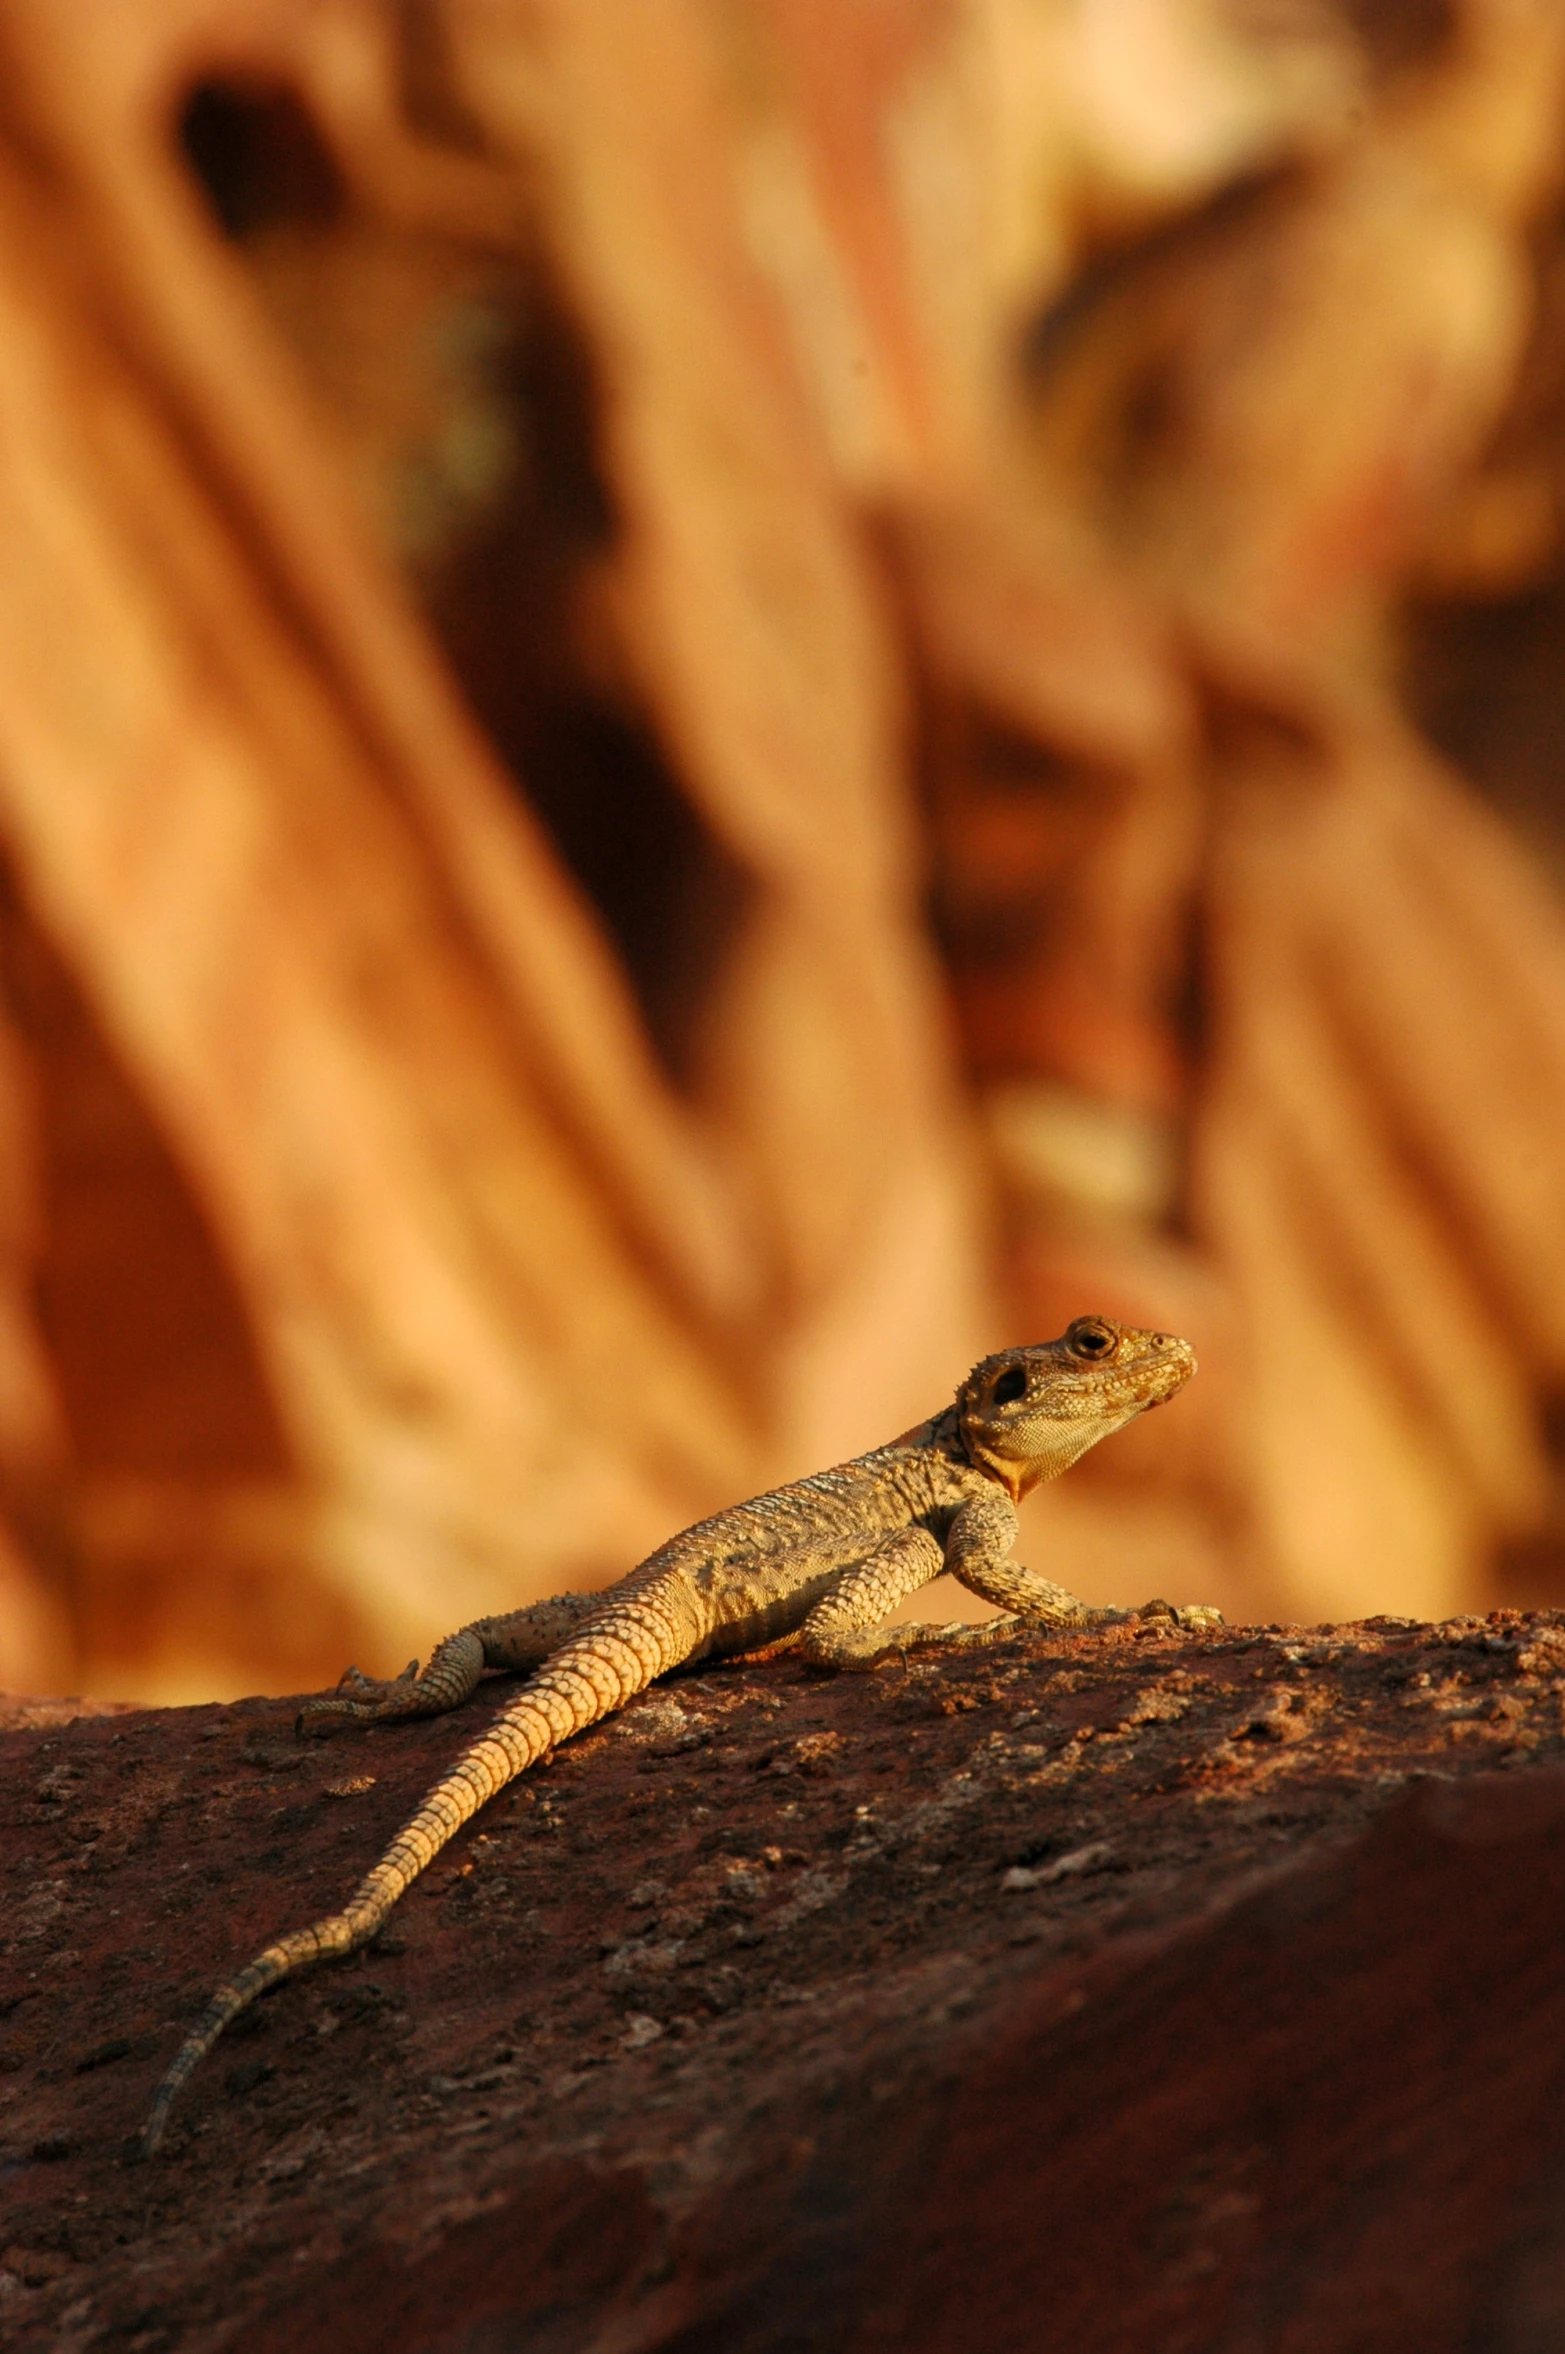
[143,1317,1215,2150]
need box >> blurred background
[4,0,1565,1701]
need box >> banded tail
[142,1604,678,2153]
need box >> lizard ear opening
[990,1366,1027,1406]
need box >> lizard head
[956,1316,1196,1499]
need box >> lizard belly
[689,1562,843,1661]
[662,1448,960,1668]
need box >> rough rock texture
[8,1613,1565,2350]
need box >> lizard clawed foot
[342,1660,419,1692]
[872,1619,987,1665]
[895,1615,1024,1656]
[808,1618,1009,1672]
[946,1614,1023,1645]
[1136,1599,1224,1631]
[296,1660,426,1738]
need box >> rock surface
[7,1614,1565,2350]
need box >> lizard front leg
[298,1593,606,1733]
[947,1489,1222,1631]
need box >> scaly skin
[143,1315,1215,2152]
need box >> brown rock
[7,1613,1565,2347]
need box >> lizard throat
[963,1439,1041,1501]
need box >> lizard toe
[297,1688,406,1735]
[1136,1598,1223,1631]
[297,1694,363,1736]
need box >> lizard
[142,1313,1216,2152]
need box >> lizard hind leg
[798,1526,947,1670]
[295,1596,607,1735]
[297,1627,487,1734]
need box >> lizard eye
[990,1367,1027,1406]
[1066,1317,1117,1361]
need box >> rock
[1001,1840,1114,1890]
[6,1613,1565,2348]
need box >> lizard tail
[142,1694,558,2154]
[143,1611,681,2154]
[140,1916,357,2157]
